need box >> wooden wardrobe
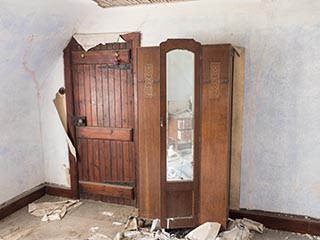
[137,39,243,229]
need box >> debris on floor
[113,222,124,226]
[28,199,81,221]
[88,233,112,240]
[102,211,115,217]
[215,218,264,240]
[1,196,319,240]
[112,216,264,240]
[217,224,250,240]
[90,227,100,233]
[150,219,161,232]
[186,222,221,240]
[125,216,139,231]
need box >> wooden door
[71,41,135,205]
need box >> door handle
[160,116,165,128]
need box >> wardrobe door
[160,39,201,228]
[200,44,234,229]
[137,47,161,218]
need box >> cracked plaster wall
[77,0,320,218]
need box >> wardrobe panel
[200,44,233,229]
[137,47,161,218]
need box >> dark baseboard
[45,184,73,199]
[230,209,320,236]
[0,183,74,221]
[0,184,46,221]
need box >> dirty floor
[0,195,319,240]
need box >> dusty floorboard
[0,195,137,240]
[0,195,319,240]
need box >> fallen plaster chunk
[112,217,264,240]
[28,199,80,222]
[88,233,112,240]
[154,229,171,240]
[125,216,139,231]
[302,234,315,240]
[90,227,100,233]
[124,231,145,238]
[112,222,123,226]
[102,211,114,217]
[150,219,161,232]
[186,222,221,240]
[217,224,250,240]
[235,218,264,233]
[217,218,264,240]
[113,232,124,240]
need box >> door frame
[63,32,141,203]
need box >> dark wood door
[71,42,135,205]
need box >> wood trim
[230,209,320,236]
[79,181,133,200]
[76,127,133,141]
[120,32,141,207]
[45,184,73,199]
[0,185,46,221]
[230,47,245,210]
[64,38,80,199]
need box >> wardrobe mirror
[166,49,194,181]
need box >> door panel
[166,182,194,218]
[71,43,135,205]
[137,47,161,218]
[200,44,233,229]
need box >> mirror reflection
[166,50,194,181]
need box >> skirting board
[230,209,320,236]
[45,183,73,199]
[0,184,46,221]
[0,184,73,221]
